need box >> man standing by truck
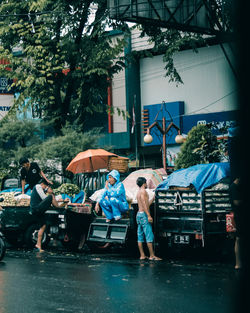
[136,177,161,261]
[19,157,53,193]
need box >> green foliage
[0,118,102,179]
[34,125,102,177]
[0,118,42,175]
[139,26,204,85]
[54,183,80,197]
[0,0,126,131]
[175,125,221,170]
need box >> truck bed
[155,188,232,242]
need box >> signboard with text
[182,110,239,136]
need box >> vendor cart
[87,207,137,250]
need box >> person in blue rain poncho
[94,170,129,222]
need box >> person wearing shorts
[136,177,161,261]
[30,179,66,252]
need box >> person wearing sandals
[136,177,162,261]
[30,179,67,252]
[95,170,129,222]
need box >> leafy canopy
[0,0,126,131]
[0,118,102,180]
[174,124,221,170]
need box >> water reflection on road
[0,249,240,313]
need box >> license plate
[174,235,190,244]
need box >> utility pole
[133,94,138,169]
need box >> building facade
[100,28,238,169]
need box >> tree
[174,124,221,170]
[132,0,234,85]
[0,117,102,182]
[0,0,126,132]
[134,26,204,85]
[33,124,102,179]
[0,118,41,171]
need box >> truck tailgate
[156,188,231,235]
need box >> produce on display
[0,192,31,207]
[54,183,80,197]
[0,192,17,206]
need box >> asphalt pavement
[0,246,242,313]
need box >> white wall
[140,44,237,114]
[112,69,127,132]
[0,94,14,120]
[131,28,154,52]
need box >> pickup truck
[155,187,232,248]
[0,204,65,247]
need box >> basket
[108,157,129,173]
[67,201,92,214]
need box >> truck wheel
[0,237,6,261]
[24,224,50,248]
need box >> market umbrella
[66,149,119,174]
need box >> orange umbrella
[66,149,119,173]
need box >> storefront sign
[0,106,11,112]
[182,110,239,136]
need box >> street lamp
[143,116,184,171]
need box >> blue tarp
[0,186,32,196]
[60,190,85,203]
[156,162,230,194]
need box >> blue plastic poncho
[60,190,85,203]
[99,170,128,220]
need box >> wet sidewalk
[0,248,239,313]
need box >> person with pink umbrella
[95,170,129,222]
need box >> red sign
[226,212,236,233]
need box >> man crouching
[30,179,66,252]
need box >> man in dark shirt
[20,157,52,193]
[30,179,66,252]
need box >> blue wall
[143,101,184,146]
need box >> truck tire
[24,224,50,248]
[0,237,6,261]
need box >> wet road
[0,248,240,313]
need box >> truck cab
[1,177,21,191]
